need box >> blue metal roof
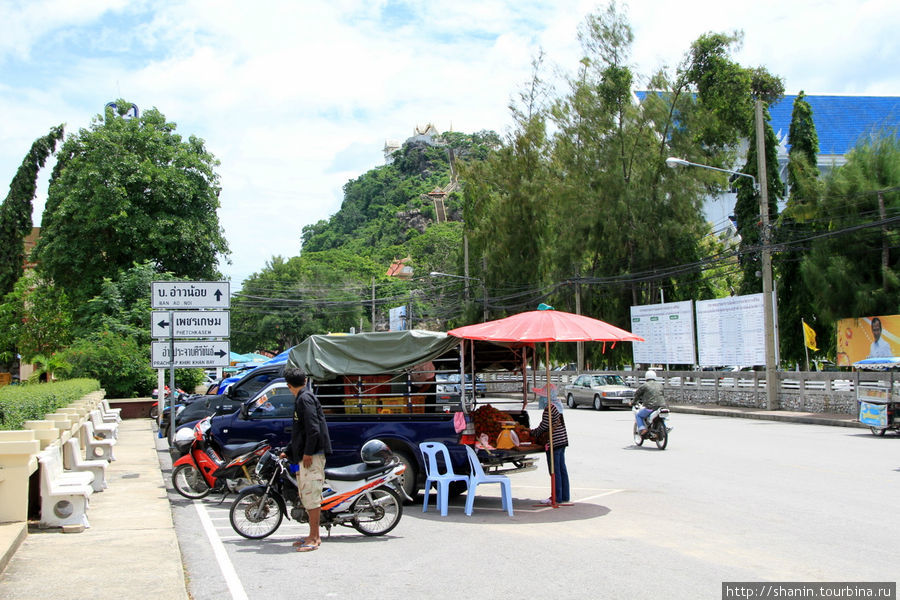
[635,91,900,157]
[769,95,899,156]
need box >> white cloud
[0,0,897,287]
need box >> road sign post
[151,281,231,444]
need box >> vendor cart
[852,357,900,436]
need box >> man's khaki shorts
[295,453,326,510]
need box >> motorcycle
[171,417,270,499]
[632,402,672,450]
[229,440,409,540]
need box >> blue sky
[1,0,898,287]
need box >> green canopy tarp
[286,330,460,380]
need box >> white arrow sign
[151,340,231,368]
[151,281,230,309]
[151,310,230,339]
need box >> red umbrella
[448,305,644,507]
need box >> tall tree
[33,101,229,305]
[0,271,72,363]
[0,125,64,297]
[777,91,822,365]
[800,133,900,323]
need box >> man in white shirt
[868,317,893,358]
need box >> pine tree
[778,92,821,365]
[0,125,64,297]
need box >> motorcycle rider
[633,370,666,436]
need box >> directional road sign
[151,340,230,368]
[151,310,230,339]
[151,281,230,309]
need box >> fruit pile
[471,404,531,446]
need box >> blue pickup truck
[205,330,540,499]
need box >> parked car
[439,373,487,399]
[564,373,635,410]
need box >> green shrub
[59,330,155,398]
[0,378,100,431]
[174,368,206,393]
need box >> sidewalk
[670,404,864,428]
[0,419,189,600]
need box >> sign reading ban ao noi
[151,281,230,309]
[151,340,230,368]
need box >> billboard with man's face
[836,315,900,366]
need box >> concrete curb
[0,522,27,575]
[669,405,866,429]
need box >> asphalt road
[162,407,900,600]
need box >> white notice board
[696,294,765,367]
[631,300,696,365]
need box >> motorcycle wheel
[870,427,887,437]
[352,487,403,536]
[230,489,283,539]
[172,464,212,499]
[654,422,668,450]
[149,405,159,419]
[632,423,644,446]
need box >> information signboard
[151,340,230,368]
[151,310,230,339]
[696,294,765,367]
[151,281,230,309]
[631,300,695,365]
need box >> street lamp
[430,272,488,322]
[665,157,759,192]
[666,125,778,411]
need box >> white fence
[482,370,899,415]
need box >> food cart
[852,357,900,436]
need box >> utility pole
[755,99,778,410]
[575,272,583,371]
[371,277,375,332]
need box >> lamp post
[430,272,488,322]
[666,107,778,411]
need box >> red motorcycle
[171,417,269,499]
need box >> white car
[564,374,635,410]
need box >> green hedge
[0,378,101,431]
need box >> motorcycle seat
[325,462,394,481]
[221,441,265,460]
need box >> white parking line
[195,500,249,600]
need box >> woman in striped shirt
[530,400,570,504]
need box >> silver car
[564,374,635,410]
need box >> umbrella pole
[545,342,557,507]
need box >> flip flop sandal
[291,539,308,548]
[295,543,319,552]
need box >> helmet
[645,370,657,381]
[360,439,393,466]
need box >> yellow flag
[803,321,818,351]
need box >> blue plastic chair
[464,445,513,517]
[419,442,468,516]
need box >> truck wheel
[394,451,418,502]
